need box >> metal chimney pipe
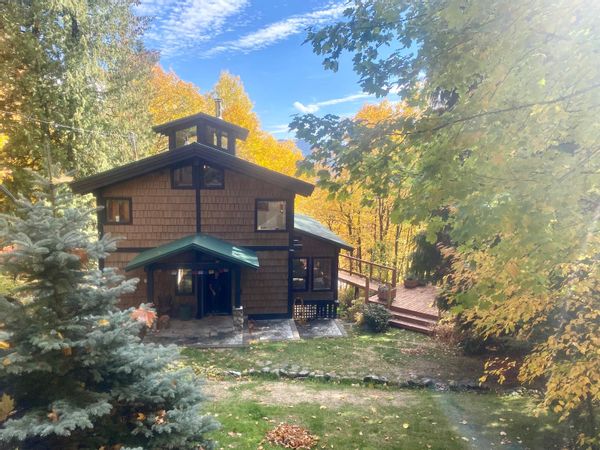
[215,98,223,119]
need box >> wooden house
[71,112,352,321]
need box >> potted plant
[404,272,419,289]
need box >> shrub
[362,303,391,333]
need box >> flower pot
[378,284,391,301]
[404,279,419,289]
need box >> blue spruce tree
[0,172,218,449]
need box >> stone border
[221,367,489,392]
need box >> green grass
[183,327,483,382]
[203,381,570,449]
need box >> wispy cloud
[204,2,347,57]
[139,0,249,56]
[293,92,373,114]
[268,124,291,135]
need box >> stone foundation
[233,306,244,331]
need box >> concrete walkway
[145,316,346,348]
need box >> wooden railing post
[392,268,397,288]
[365,277,370,301]
[349,257,353,276]
[368,262,373,281]
[386,284,393,308]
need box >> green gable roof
[294,213,353,251]
[125,234,259,271]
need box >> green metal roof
[125,234,259,271]
[294,213,353,251]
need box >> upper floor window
[172,166,194,188]
[105,198,131,224]
[312,257,333,291]
[256,200,287,231]
[201,164,224,189]
[206,126,229,151]
[175,126,197,148]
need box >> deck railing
[339,253,398,288]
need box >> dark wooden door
[204,270,232,315]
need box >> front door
[202,269,232,315]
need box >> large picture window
[292,258,309,291]
[312,257,333,291]
[201,164,224,188]
[175,269,194,295]
[105,198,131,224]
[256,200,287,231]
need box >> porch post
[234,266,241,308]
[146,265,154,305]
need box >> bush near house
[362,303,391,333]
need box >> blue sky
[137,0,398,139]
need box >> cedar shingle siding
[201,170,293,246]
[102,169,196,248]
[99,166,292,315]
[241,251,289,315]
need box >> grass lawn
[202,380,570,449]
[182,326,570,448]
[183,327,484,383]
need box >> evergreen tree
[0,171,217,449]
[0,1,155,202]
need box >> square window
[105,198,131,224]
[312,258,332,291]
[176,269,194,295]
[201,164,224,189]
[172,166,194,188]
[175,126,197,148]
[292,258,308,291]
[256,200,287,231]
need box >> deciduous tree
[293,1,600,445]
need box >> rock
[434,382,447,391]
[271,368,281,377]
[421,378,434,387]
[363,374,381,383]
[314,374,325,380]
[324,373,333,380]
[448,380,458,390]
[226,370,242,378]
[261,367,270,374]
[298,370,310,378]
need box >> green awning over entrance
[125,234,260,271]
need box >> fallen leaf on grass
[265,422,318,449]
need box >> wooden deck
[339,265,440,334]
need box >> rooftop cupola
[152,102,248,155]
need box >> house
[71,111,352,322]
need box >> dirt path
[203,379,416,408]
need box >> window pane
[312,258,332,290]
[176,269,193,295]
[256,200,287,231]
[202,165,224,188]
[173,166,194,188]
[175,126,197,147]
[292,258,308,291]
[106,199,130,224]
[207,126,218,146]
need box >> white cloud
[293,92,373,114]
[139,0,249,56]
[204,2,347,57]
[268,124,292,135]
